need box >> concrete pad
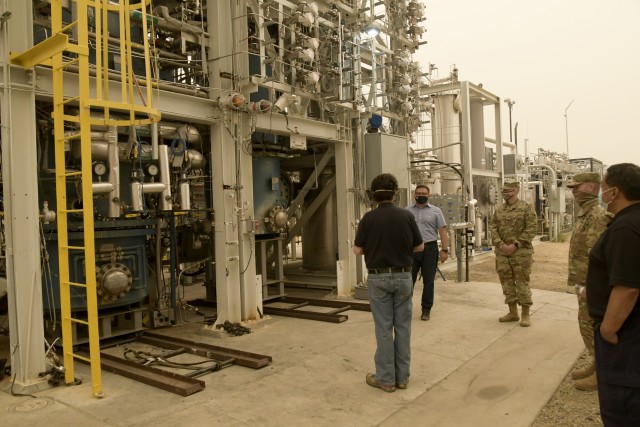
[0,280,584,427]
[381,282,584,427]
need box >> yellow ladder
[12,0,159,397]
[51,0,103,397]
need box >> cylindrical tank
[470,98,485,169]
[432,94,461,194]
[302,169,338,271]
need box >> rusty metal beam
[262,306,348,323]
[280,296,371,312]
[77,351,204,396]
[138,332,272,369]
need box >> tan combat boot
[574,372,597,391]
[571,361,596,380]
[520,305,531,327]
[499,304,519,322]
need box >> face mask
[416,195,428,204]
[574,191,597,206]
[599,187,615,210]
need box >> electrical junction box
[503,154,525,176]
[428,195,466,223]
[364,133,410,204]
[289,133,307,150]
[549,187,566,213]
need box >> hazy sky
[417,0,640,168]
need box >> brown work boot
[520,305,531,327]
[571,361,596,380]
[574,372,597,391]
[499,304,519,322]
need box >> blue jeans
[368,271,413,387]
[412,243,439,312]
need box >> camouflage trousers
[575,287,595,355]
[495,252,533,306]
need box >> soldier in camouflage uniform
[489,181,537,327]
[566,172,612,391]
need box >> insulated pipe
[158,145,172,210]
[107,125,121,217]
[158,122,203,147]
[154,6,207,35]
[92,182,114,194]
[131,181,144,212]
[131,182,167,211]
[475,213,483,249]
[130,146,172,212]
[526,164,558,193]
[179,177,191,210]
[151,122,159,160]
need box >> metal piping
[153,6,207,36]
[130,146,172,212]
[179,175,191,210]
[151,122,159,160]
[526,164,558,193]
[158,145,172,210]
[62,64,209,98]
[107,125,121,217]
[92,182,114,194]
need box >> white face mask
[599,187,615,210]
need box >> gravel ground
[444,240,602,427]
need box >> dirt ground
[444,239,603,426]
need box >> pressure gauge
[145,163,160,177]
[93,161,107,176]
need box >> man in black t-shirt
[586,163,640,426]
[353,173,423,393]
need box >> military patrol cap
[567,172,600,188]
[501,181,520,190]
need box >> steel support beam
[0,65,219,124]
[139,332,272,369]
[334,126,357,297]
[1,0,47,390]
[459,82,474,201]
[285,146,335,218]
[279,296,371,312]
[78,351,205,397]
[205,0,256,326]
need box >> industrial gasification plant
[0,0,601,394]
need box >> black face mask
[416,195,428,204]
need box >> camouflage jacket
[567,198,612,287]
[489,199,537,251]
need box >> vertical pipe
[107,125,120,217]
[469,98,485,169]
[179,175,191,210]
[475,213,483,249]
[154,216,163,308]
[169,214,177,323]
[131,181,143,211]
[159,144,172,210]
[151,122,159,160]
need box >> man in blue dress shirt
[406,185,449,321]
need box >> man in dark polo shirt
[353,173,423,393]
[586,163,640,426]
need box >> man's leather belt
[368,266,411,274]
